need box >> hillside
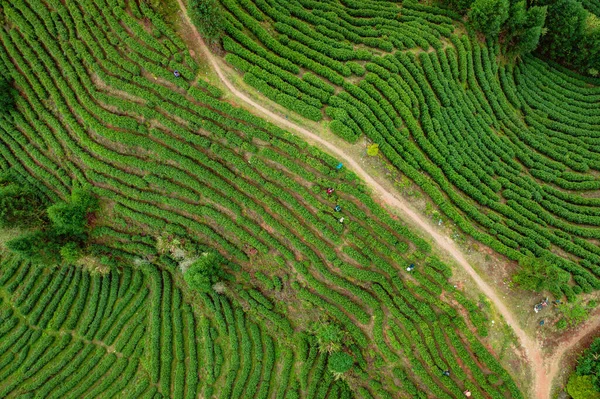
[0,0,598,398]
[218,0,600,298]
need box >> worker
[336,163,343,170]
[339,217,344,224]
[326,187,334,195]
[539,320,545,326]
[442,370,450,377]
[334,205,341,212]
[464,390,471,397]
[174,70,180,78]
[406,264,415,272]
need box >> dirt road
[174,1,598,396]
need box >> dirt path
[174,1,598,397]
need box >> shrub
[183,252,224,292]
[188,0,224,40]
[328,351,353,375]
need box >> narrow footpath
[174,2,600,397]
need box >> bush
[183,252,224,292]
[567,375,600,399]
[328,351,353,374]
[47,189,98,236]
[367,143,379,156]
[188,0,224,40]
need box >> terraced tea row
[219,0,600,297]
[0,0,523,397]
[0,253,352,398]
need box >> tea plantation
[0,0,597,398]
[220,0,600,298]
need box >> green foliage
[0,173,45,228]
[538,0,600,74]
[47,189,98,236]
[188,0,224,40]
[367,143,379,156]
[5,189,97,265]
[575,338,600,381]
[556,299,590,327]
[0,75,15,113]
[512,256,569,294]
[183,252,223,292]
[60,241,82,264]
[315,322,344,353]
[468,0,510,37]
[6,230,62,265]
[567,375,600,399]
[0,0,556,396]
[328,351,353,375]
[502,2,547,56]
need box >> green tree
[512,256,569,293]
[567,375,600,399]
[60,241,83,264]
[47,188,98,236]
[328,351,353,378]
[575,337,600,392]
[537,0,600,74]
[183,252,223,292]
[502,2,547,56]
[6,230,62,265]
[188,0,224,41]
[468,0,510,37]
[5,187,98,266]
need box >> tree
[328,351,353,378]
[537,0,600,74]
[567,375,600,399]
[183,252,224,292]
[188,0,224,41]
[468,0,510,37]
[5,187,98,266]
[512,256,569,293]
[60,242,83,264]
[502,2,547,56]
[6,230,62,265]
[47,188,98,236]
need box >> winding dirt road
[175,1,599,397]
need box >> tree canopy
[5,188,98,265]
[468,0,510,37]
[566,338,600,397]
[47,188,99,236]
[328,351,353,375]
[188,0,224,41]
[183,252,224,292]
